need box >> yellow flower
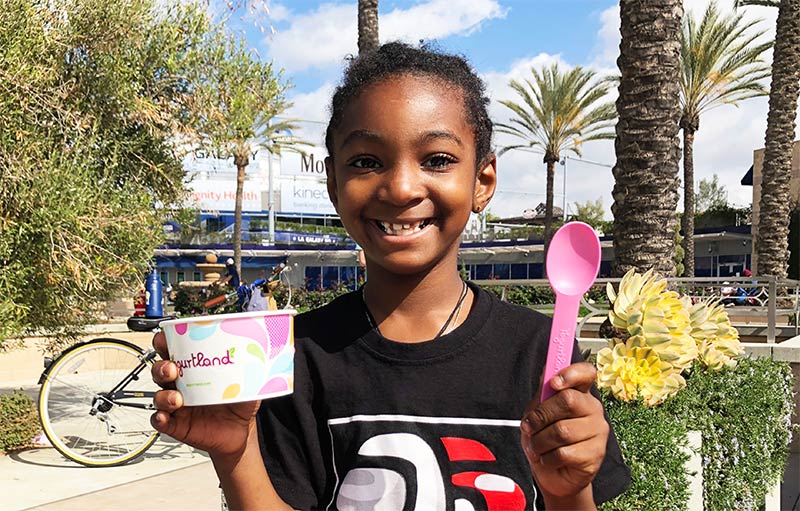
[607,269,698,370]
[686,297,744,370]
[596,336,686,406]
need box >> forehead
[334,74,474,147]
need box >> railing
[473,276,800,343]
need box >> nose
[378,160,425,207]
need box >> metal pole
[561,156,567,222]
[267,147,275,244]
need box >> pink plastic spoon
[540,221,601,401]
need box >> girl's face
[326,74,496,277]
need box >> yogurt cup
[160,309,296,406]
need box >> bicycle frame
[99,348,158,411]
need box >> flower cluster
[597,269,744,405]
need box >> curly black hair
[324,41,493,168]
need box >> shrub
[0,390,39,453]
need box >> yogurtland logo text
[173,348,234,377]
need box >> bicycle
[36,264,292,467]
[36,315,173,467]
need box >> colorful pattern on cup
[164,312,295,406]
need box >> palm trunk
[233,153,249,279]
[612,0,683,277]
[681,125,696,277]
[544,159,556,254]
[756,0,800,278]
[357,0,379,54]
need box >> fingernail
[160,364,170,378]
[521,417,532,434]
[553,374,565,389]
[168,394,177,406]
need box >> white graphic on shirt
[328,415,535,511]
[336,433,446,510]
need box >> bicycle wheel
[38,338,160,467]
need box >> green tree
[496,63,615,251]
[0,0,210,348]
[736,0,800,278]
[571,198,612,235]
[612,0,683,277]
[679,1,771,276]
[186,30,307,276]
[358,0,379,54]
[696,174,729,213]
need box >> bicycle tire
[38,338,160,467]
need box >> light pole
[267,147,275,244]
[559,155,567,222]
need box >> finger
[549,362,597,394]
[150,410,176,436]
[153,389,184,413]
[151,360,178,387]
[527,417,608,458]
[523,388,602,435]
[153,332,169,360]
[535,437,607,472]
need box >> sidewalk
[1,326,222,511]
[1,436,220,511]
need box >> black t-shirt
[257,282,630,510]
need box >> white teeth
[378,220,429,236]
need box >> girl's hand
[150,332,261,458]
[521,362,608,506]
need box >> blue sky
[220,0,781,222]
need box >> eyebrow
[338,129,464,151]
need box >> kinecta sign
[281,179,336,214]
[173,349,234,377]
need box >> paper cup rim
[161,309,297,328]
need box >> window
[193,271,202,281]
[160,270,169,286]
[305,266,322,290]
[176,271,185,283]
[510,264,528,279]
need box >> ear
[472,154,497,214]
[325,156,339,212]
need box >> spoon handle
[541,293,581,401]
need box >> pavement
[0,325,223,511]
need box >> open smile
[373,218,434,237]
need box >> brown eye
[424,153,456,170]
[350,157,381,169]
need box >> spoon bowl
[541,222,601,400]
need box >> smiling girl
[150,42,630,510]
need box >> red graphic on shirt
[441,437,496,461]
[443,437,527,510]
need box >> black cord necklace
[362,281,469,340]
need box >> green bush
[600,357,796,510]
[0,390,39,453]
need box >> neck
[362,261,472,343]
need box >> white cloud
[266,1,291,22]
[285,84,335,147]
[264,0,506,72]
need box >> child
[150,42,630,510]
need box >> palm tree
[189,32,308,277]
[612,0,683,277]
[736,0,800,278]
[679,2,771,277]
[496,63,615,250]
[358,0,379,54]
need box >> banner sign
[272,231,351,246]
[188,178,264,212]
[279,147,329,177]
[280,179,336,215]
